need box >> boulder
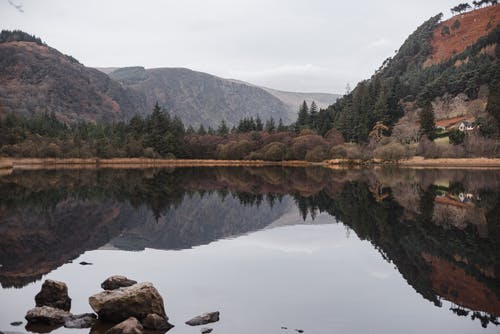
[89,282,166,323]
[35,279,72,311]
[25,306,71,325]
[10,321,23,326]
[64,313,97,328]
[105,317,143,334]
[185,312,220,326]
[141,313,173,331]
[201,328,213,334]
[101,276,137,290]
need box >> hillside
[223,78,340,118]
[317,4,500,145]
[0,33,142,123]
[107,66,292,127]
[0,30,337,127]
[425,5,500,66]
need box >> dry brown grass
[3,158,320,170]
[425,5,500,66]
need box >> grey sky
[1,0,460,93]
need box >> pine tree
[217,120,229,136]
[197,124,207,135]
[297,101,310,130]
[419,103,436,140]
[277,118,286,132]
[255,116,263,131]
[309,101,318,129]
[265,117,276,133]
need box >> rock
[185,312,220,326]
[105,317,143,334]
[89,282,166,323]
[141,313,173,331]
[35,279,72,311]
[295,330,304,333]
[10,321,23,326]
[80,261,93,265]
[64,313,97,328]
[101,275,137,290]
[281,326,288,329]
[25,306,71,325]
[201,328,213,334]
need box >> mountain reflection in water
[0,166,498,330]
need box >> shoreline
[1,157,500,171]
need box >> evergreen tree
[277,118,286,132]
[255,116,264,131]
[296,101,310,131]
[486,82,500,130]
[309,101,318,129]
[217,120,229,136]
[419,103,436,140]
[197,124,207,135]
[265,117,276,133]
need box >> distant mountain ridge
[105,66,291,127]
[0,29,340,127]
[102,66,340,127]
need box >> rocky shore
[23,276,220,334]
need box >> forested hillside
[315,4,500,145]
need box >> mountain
[223,78,340,118]
[0,31,143,123]
[261,87,340,114]
[0,30,339,127]
[106,66,292,127]
[318,4,500,142]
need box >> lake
[0,166,498,334]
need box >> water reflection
[0,167,498,329]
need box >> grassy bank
[0,158,317,170]
[2,157,500,171]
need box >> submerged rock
[35,280,72,311]
[25,306,71,325]
[141,313,173,331]
[10,321,23,326]
[101,276,137,290]
[201,328,213,334]
[89,282,166,323]
[64,313,97,328]
[80,261,93,266]
[105,317,143,334]
[185,312,220,326]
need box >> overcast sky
[2,0,460,93]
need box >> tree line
[452,1,497,14]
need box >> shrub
[305,146,328,162]
[441,26,450,36]
[330,143,362,160]
[374,142,409,161]
[330,145,348,159]
[448,129,465,145]
[216,140,253,160]
[289,134,329,160]
[262,142,286,161]
[324,128,345,146]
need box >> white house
[458,121,475,132]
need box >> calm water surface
[0,167,498,334]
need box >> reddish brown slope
[0,41,142,122]
[425,4,500,66]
